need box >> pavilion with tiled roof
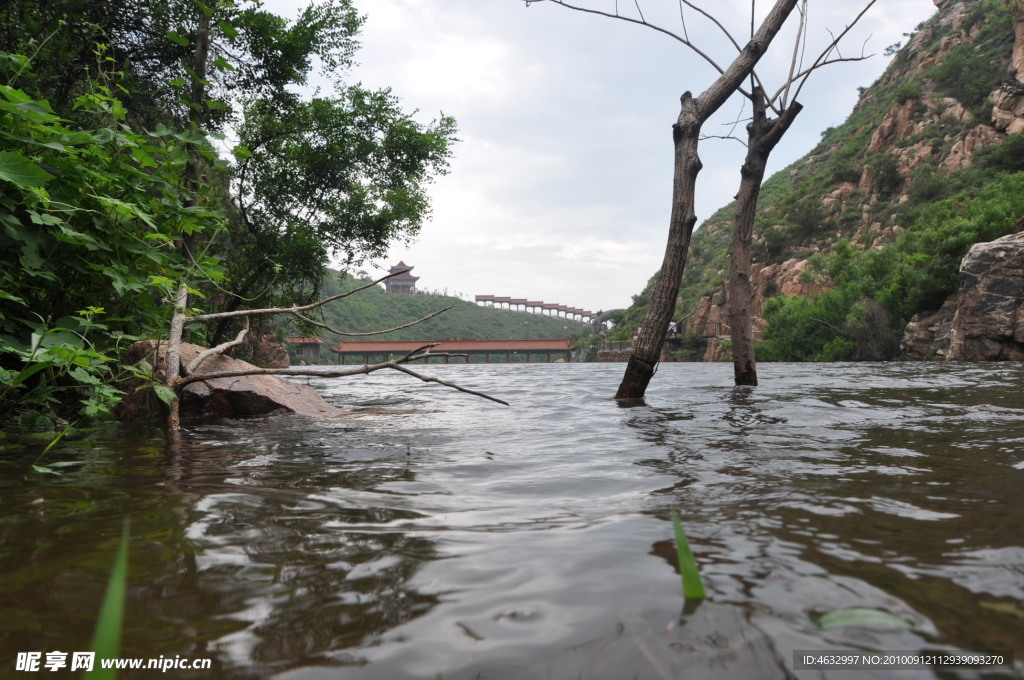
[385,261,419,294]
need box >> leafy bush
[974,132,1024,173]
[928,42,1008,116]
[0,53,224,424]
[867,153,901,195]
[757,292,856,362]
[758,171,1024,361]
[893,80,920,104]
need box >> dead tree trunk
[728,88,801,386]
[615,0,799,400]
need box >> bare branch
[679,0,772,105]
[174,343,444,385]
[678,0,689,42]
[184,269,410,326]
[529,0,730,79]
[779,0,809,111]
[158,276,504,432]
[390,364,511,406]
[633,0,644,23]
[696,0,798,115]
[173,347,511,407]
[770,0,878,106]
[290,306,452,338]
[699,133,748,147]
[186,318,249,375]
[679,0,742,53]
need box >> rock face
[947,232,1024,361]
[685,257,821,347]
[901,294,958,360]
[246,329,290,369]
[117,340,343,423]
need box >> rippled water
[2,362,1023,679]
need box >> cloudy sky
[273,0,937,313]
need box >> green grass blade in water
[90,520,130,679]
[671,509,706,601]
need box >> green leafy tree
[1,0,456,423]
[217,85,456,342]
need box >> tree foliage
[0,0,456,425]
[221,87,456,335]
[0,51,226,422]
[757,172,1024,361]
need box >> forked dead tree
[727,0,875,386]
[161,272,508,432]
[527,0,876,394]
[528,0,800,399]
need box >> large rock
[901,294,958,360]
[117,340,343,423]
[947,232,1024,361]
[244,328,290,369]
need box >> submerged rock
[117,340,342,423]
[947,232,1024,361]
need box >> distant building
[386,261,419,294]
[286,336,326,363]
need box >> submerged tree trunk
[615,94,702,399]
[615,0,799,400]
[728,89,802,386]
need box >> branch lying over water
[162,274,510,431]
[390,364,511,406]
[173,343,511,408]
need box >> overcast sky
[272,0,937,313]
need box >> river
[1,362,1023,679]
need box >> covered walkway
[474,295,594,323]
[331,338,578,364]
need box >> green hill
[296,272,592,344]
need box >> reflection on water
[1,362,1023,678]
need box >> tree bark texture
[728,90,802,386]
[165,285,189,432]
[615,0,799,400]
[182,6,211,262]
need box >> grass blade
[90,520,130,679]
[671,509,706,601]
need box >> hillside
[296,272,592,343]
[617,0,1024,361]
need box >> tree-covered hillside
[303,272,591,343]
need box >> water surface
[1,362,1023,678]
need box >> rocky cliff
[621,0,1024,362]
[947,232,1024,360]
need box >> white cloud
[266,0,938,312]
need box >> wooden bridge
[331,338,578,364]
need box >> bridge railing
[597,340,633,353]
